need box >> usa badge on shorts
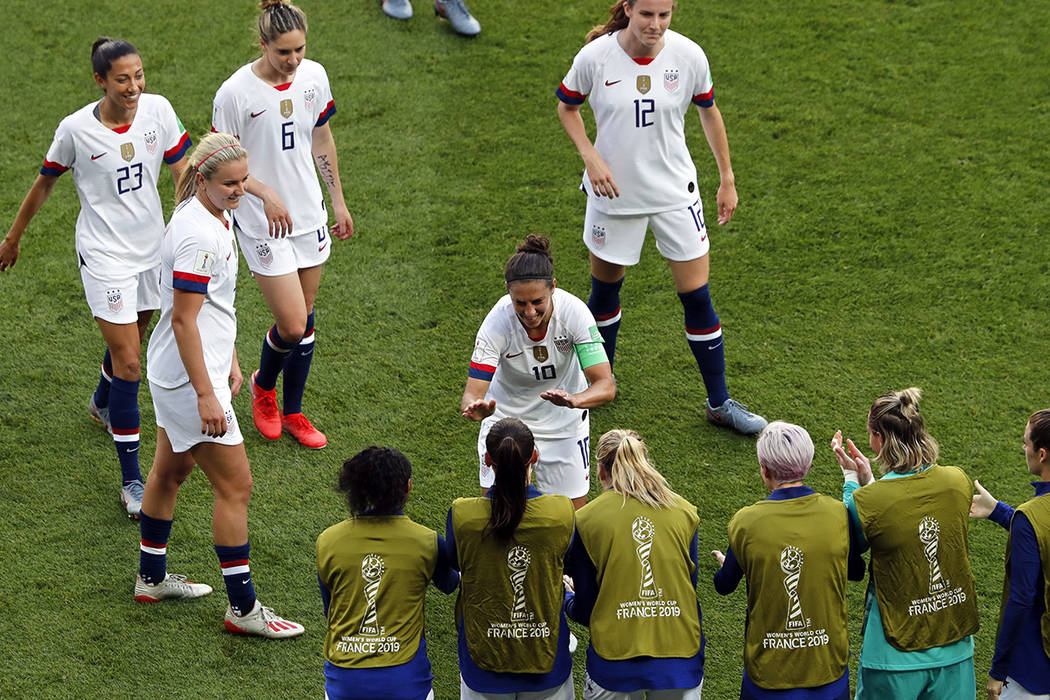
[280,98,293,119]
[636,75,651,94]
[664,69,680,93]
[591,224,606,248]
[533,346,549,362]
[144,130,159,154]
[255,243,273,267]
[120,143,135,162]
[106,288,123,312]
[554,334,571,353]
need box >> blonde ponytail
[596,429,677,508]
[868,387,940,474]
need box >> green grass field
[2,0,1048,697]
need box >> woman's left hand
[229,351,244,398]
[540,389,577,408]
[711,550,726,566]
[831,430,873,484]
[717,180,738,225]
[331,205,354,241]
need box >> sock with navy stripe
[588,276,624,369]
[282,311,314,416]
[139,512,172,584]
[216,542,256,617]
[93,349,113,409]
[679,284,729,407]
[256,325,299,392]
[109,376,142,484]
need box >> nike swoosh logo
[604,80,621,86]
[250,110,266,118]
[241,579,250,585]
[128,446,140,453]
[91,153,106,160]
[318,243,328,252]
[707,342,723,351]
[506,351,523,358]
[226,252,232,261]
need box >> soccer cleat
[281,412,327,449]
[224,600,305,639]
[121,479,145,519]
[89,394,111,434]
[706,398,768,436]
[134,573,213,602]
[434,0,480,36]
[250,370,282,440]
[382,0,413,19]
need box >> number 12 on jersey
[634,99,654,128]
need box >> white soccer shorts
[237,224,332,277]
[583,197,710,265]
[81,264,161,324]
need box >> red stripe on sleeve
[174,271,210,284]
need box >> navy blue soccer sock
[679,285,729,407]
[93,349,113,409]
[588,276,624,369]
[109,376,142,484]
[282,311,314,416]
[256,325,299,391]
[138,512,172,585]
[216,542,256,617]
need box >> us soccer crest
[591,224,606,248]
[255,243,273,267]
[636,75,651,94]
[532,346,548,362]
[120,142,135,162]
[303,88,316,111]
[664,69,680,93]
[106,288,123,312]
[144,130,159,154]
[554,334,571,353]
[280,98,293,119]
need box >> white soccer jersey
[212,59,335,239]
[469,288,602,439]
[147,197,238,389]
[557,30,715,215]
[42,94,190,275]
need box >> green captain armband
[574,341,608,369]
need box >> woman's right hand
[0,234,21,271]
[261,192,292,238]
[582,150,620,199]
[711,550,726,566]
[461,398,496,421]
[197,391,227,437]
[970,479,998,519]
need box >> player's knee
[112,356,142,381]
[275,321,306,344]
[678,284,718,318]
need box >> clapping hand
[831,430,874,485]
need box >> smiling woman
[0,36,191,519]
[460,234,616,510]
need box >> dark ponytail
[486,418,534,542]
[91,37,138,78]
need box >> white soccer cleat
[705,398,768,436]
[224,600,305,639]
[121,479,145,519]
[134,573,213,602]
[382,0,413,19]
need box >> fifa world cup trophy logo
[632,517,658,599]
[780,546,807,630]
[918,517,947,593]
[358,554,385,636]
[507,546,533,621]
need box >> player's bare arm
[557,101,619,198]
[1,173,60,271]
[311,123,353,239]
[461,376,496,421]
[697,102,737,224]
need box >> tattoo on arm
[316,154,336,190]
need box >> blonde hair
[596,429,677,509]
[259,0,308,43]
[868,387,939,474]
[175,132,248,205]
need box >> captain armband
[574,342,608,369]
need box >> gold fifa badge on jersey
[636,75,651,95]
[280,98,294,118]
[120,143,135,162]
[533,346,549,362]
